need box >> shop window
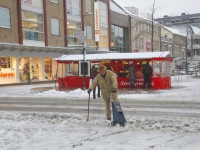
[51,18,59,35]
[19,57,30,82]
[21,0,42,8]
[0,57,11,68]
[44,58,52,80]
[22,10,44,41]
[0,7,10,28]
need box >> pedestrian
[91,65,100,99]
[106,64,112,71]
[87,64,119,120]
[127,63,136,89]
[142,61,153,90]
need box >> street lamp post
[83,42,86,91]
[82,12,92,91]
[186,21,189,75]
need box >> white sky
[114,0,200,18]
[0,76,200,149]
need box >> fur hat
[98,65,106,72]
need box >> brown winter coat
[89,70,118,101]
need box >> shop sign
[94,2,100,42]
[146,41,151,51]
[102,60,110,63]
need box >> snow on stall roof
[55,51,170,61]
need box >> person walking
[142,61,153,90]
[91,65,100,99]
[87,65,119,120]
[127,63,136,89]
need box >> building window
[66,0,81,17]
[0,7,10,28]
[22,10,44,41]
[85,26,92,39]
[67,20,82,45]
[50,0,58,3]
[111,25,125,52]
[182,47,185,56]
[86,0,91,13]
[168,44,172,53]
[174,36,179,43]
[51,18,59,35]
[134,21,138,32]
[174,46,179,54]
[99,27,108,48]
[99,1,108,25]
[21,0,42,8]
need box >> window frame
[51,18,60,35]
[0,7,11,28]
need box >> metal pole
[83,42,86,91]
[186,22,188,75]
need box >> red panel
[59,76,90,89]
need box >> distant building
[110,0,131,52]
[155,13,200,59]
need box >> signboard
[146,41,151,51]
[94,2,100,42]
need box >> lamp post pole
[186,21,188,75]
[83,41,86,91]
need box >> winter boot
[93,95,96,99]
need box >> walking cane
[86,93,90,121]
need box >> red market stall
[55,51,172,90]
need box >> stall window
[153,60,161,77]
[66,62,78,76]
[0,57,11,68]
[0,7,10,28]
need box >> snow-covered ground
[0,76,200,150]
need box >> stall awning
[55,51,171,62]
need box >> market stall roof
[55,51,170,62]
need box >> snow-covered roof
[55,51,170,61]
[163,26,186,37]
[191,26,200,34]
[110,0,129,14]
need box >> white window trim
[51,18,59,35]
[50,0,58,4]
[0,7,10,28]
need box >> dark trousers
[143,74,151,88]
[93,85,100,98]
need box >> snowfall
[0,76,200,150]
